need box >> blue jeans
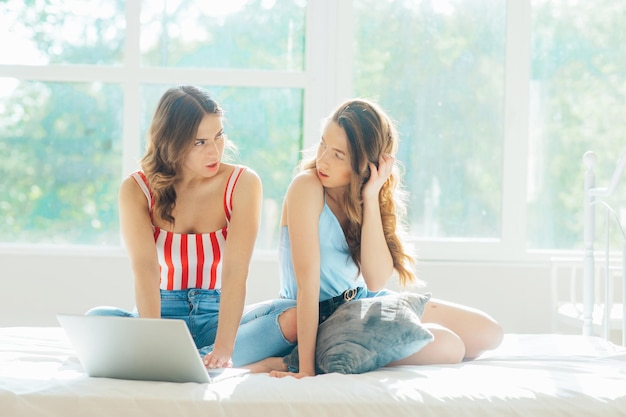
[230,298,297,365]
[86,289,297,367]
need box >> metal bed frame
[582,149,626,345]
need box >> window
[0,81,123,245]
[1,0,624,260]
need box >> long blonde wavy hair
[140,85,224,225]
[302,98,417,286]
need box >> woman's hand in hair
[362,153,394,201]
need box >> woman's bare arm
[118,176,161,318]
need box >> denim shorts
[159,289,221,349]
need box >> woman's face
[315,121,353,189]
[182,114,225,178]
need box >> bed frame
[582,149,626,344]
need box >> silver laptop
[57,314,249,383]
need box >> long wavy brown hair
[302,99,417,286]
[140,85,223,225]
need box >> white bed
[2,150,625,417]
[1,327,626,417]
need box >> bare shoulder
[229,165,262,214]
[288,169,322,195]
[236,165,261,187]
[118,174,151,223]
[232,165,262,194]
[119,175,145,202]
[286,169,324,207]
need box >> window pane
[0,0,125,65]
[353,0,506,239]
[0,81,123,245]
[528,0,626,249]
[140,0,306,71]
[140,85,303,249]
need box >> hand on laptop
[203,347,233,369]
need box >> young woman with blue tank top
[239,98,504,377]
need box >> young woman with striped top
[86,85,262,369]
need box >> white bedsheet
[1,327,626,417]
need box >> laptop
[57,314,249,383]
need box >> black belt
[318,287,363,324]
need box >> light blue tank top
[278,200,366,301]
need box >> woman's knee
[466,319,504,359]
[400,326,465,366]
[277,307,298,343]
[421,298,504,358]
[427,327,465,364]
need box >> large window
[1,0,624,260]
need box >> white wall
[0,250,554,333]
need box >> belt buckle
[343,288,357,302]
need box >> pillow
[283,291,434,374]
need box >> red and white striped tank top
[130,166,246,291]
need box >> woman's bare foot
[243,357,288,374]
